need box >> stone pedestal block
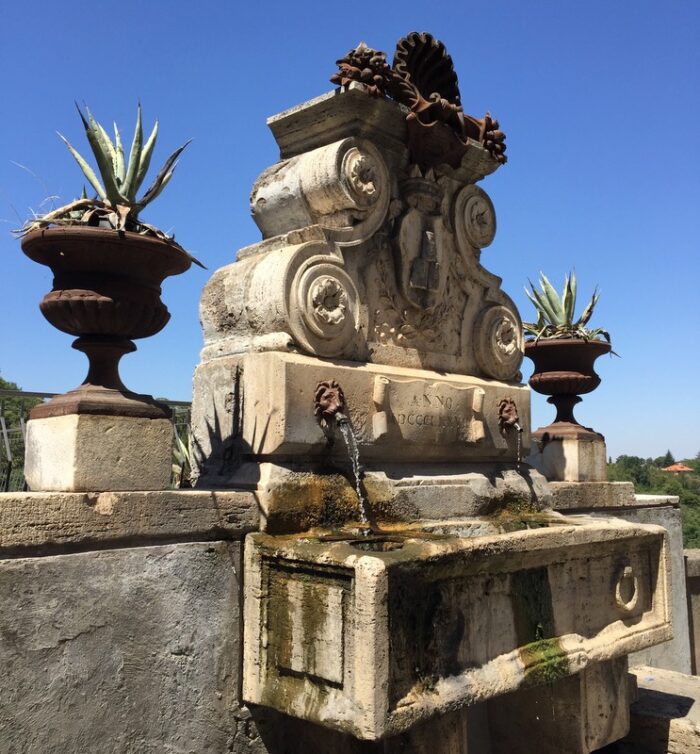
[24,414,173,492]
[488,658,630,753]
[528,436,607,482]
[685,549,700,675]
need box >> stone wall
[0,490,264,754]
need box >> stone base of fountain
[243,514,670,741]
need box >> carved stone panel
[372,376,485,445]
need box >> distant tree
[611,455,651,487]
[663,450,675,467]
[0,373,41,427]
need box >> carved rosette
[454,185,496,250]
[288,250,360,358]
[342,147,380,206]
[473,305,523,381]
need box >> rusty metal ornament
[330,33,507,169]
[497,398,520,436]
[314,380,347,429]
[391,32,507,169]
[330,42,393,97]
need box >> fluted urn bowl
[524,338,611,440]
[21,226,191,419]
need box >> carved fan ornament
[331,32,507,169]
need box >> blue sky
[1,1,698,460]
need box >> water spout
[314,381,372,534]
[498,399,524,471]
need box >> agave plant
[19,104,201,264]
[523,272,610,343]
[172,426,194,488]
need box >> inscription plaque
[373,377,485,444]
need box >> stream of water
[336,416,372,532]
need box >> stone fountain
[191,33,672,753]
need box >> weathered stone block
[488,658,630,753]
[24,414,172,491]
[0,541,241,753]
[553,486,691,674]
[0,489,258,555]
[528,436,607,482]
[192,351,531,465]
[243,516,671,740]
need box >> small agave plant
[20,103,201,264]
[523,272,611,343]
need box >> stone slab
[609,666,700,753]
[528,436,607,482]
[615,506,691,674]
[244,516,671,740]
[550,482,637,510]
[0,489,258,556]
[553,489,690,674]
[488,658,630,753]
[685,550,700,674]
[267,87,409,161]
[225,461,552,534]
[192,351,531,468]
[0,541,242,753]
[24,414,172,492]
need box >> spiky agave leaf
[75,104,125,205]
[132,120,159,198]
[525,280,559,325]
[113,123,125,184]
[577,288,600,327]
[121,103,143,201]
[538,272,566,325]
[562,272,577,324]
[57,131,106,200]
[137,140,191,209]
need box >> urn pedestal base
[528,435,607,483]
[24,414,173,492]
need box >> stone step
[599,666,700,753]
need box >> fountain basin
[243,514,671,740]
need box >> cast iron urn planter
[22,226,191,420]
[524,338,611,442]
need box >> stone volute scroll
[250,137,391,245]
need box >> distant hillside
[607,454,700,546]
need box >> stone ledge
[685,549,700,579]
[636,494,681,508]
[0,489,259,556]
[609,666,700,753]
[550,481,636,510]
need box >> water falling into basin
[513,422,523,471]
[336,414,372,533]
